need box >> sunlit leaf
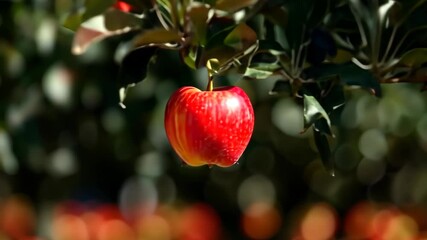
[154,0,174,29]
[72,8,142,55]
[132,29,183,48]
[201,22,258,73]
[63,12,84,31]
[243,67,276,79]
[103,8,142,31]
[180,45,201,69]
[243,41,287,79]
[154,0,189,29]
[186,2,212,46]
[303,94,332,135]
[224,23,257,50]
[397,48,427,68]
[378,0,399,27]
[200,43,258,74]
[215,0,258,13]
[83,0,116,21]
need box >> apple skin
[164,86,254,167]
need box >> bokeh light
[241,201,282,239]
[238,174,276,212]
[0,195,35,239]
[297,203,337,240]
[42,64,74,108]
[358,128,388,160]
[47,147,78,177]
[344,201,378,239]
[357,158,386,185]
[135,214,171,240]
[272,99,306,137]
[119,177,158,221]
[97,219,135,240]
[51,214,89,240]
[178,203,222,240]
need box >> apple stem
[206,59,219,91]
[206,76,214,91]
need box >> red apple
[164,86,254,167]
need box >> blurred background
[2,1,427,240]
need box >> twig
[380,25,398,65]
[352,57,372,70]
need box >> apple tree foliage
[63,0,427,173]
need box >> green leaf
[215,0,258,13]
[154,0,174,29]
[269,80,291,95]
[397,48,427,68]
[186,2,212,46]
[304,62,382,97]
[201,22,258,73]
[313,130,335,176]
[132,29,183,48]
[243,53,282,79]
[118,47,157,108]
[303,94,332,136]
[104,8,142,31]
[243,67,276,79]
[205,16,236,48]
[378,0,399,27]
[224,23,257,50]
[63,12,84,31]
[72,9,142,55]
[317,75,346,113]
[82,0,116,22]
[242,40,288,79]
[181,45,201,69]
[154,0,189,29]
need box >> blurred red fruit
[178,203,222,240]
[0,196,36,239]
[113,1,132,12]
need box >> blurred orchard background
[2,0,427,240]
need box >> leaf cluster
[64,0,427,172]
